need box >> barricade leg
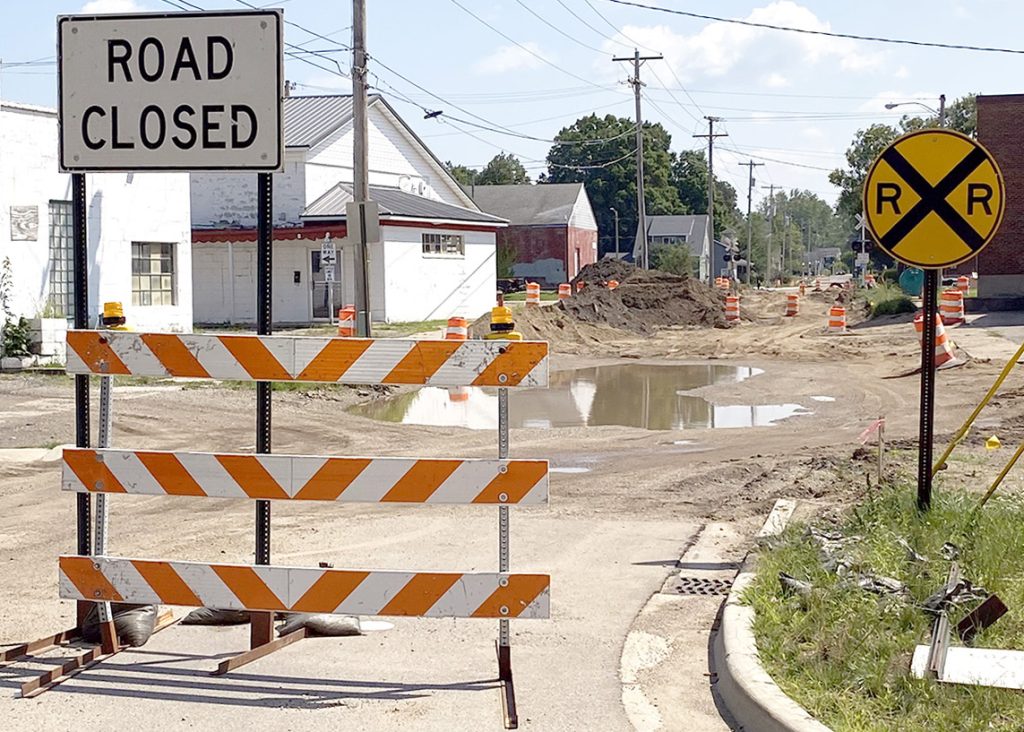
[213,627,310,676]
[496,386,518,729]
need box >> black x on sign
[863,129,1004,269]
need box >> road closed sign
[58,10,283,172]
[862,129,1005,269]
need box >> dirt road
[1,293,1021,730]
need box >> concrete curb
[713,503,833,732]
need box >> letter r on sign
[876,183,902,215]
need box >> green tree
[445,161,479,187]
[477,153,531,185]
[546,114,681,256]
[829,95,977,224]
[496,242,517,278]
[669,149,742,236]
[651,244,693,277]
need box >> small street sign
[856,252,870,265]
[862,129,1004,269]
[324,264,336,282]
[58,10,283,172]
[321,236,336,265]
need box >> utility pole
[761,184,776,286]
[610,207,620,257]
[738,160,763,285]
[694,117,727,286]
[613,49,662,269]
[351,0,371,336]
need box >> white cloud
[894,65,910,79]
[81,0,145,12]
[599,1,884,82]
[474,43,548,75]
[857,90,941,115]
[763,72,791,88]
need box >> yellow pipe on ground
[932,339,1024,478]
[979,441,1024,508]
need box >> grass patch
[747,485,1024,731]
[505,291,559,301]
[372,319,449,337]
[865,283,916,318]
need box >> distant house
[471,183,597,285]
[804,247,842,275]
[190,94,503,325]
[632,215,742,280]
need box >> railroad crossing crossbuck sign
[862,129,1005,269]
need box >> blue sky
[3,0,1023,207]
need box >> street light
[884,94,946,127]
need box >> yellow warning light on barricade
[101,301,129,330]
[487,304,523,341]
[986,435,1002,450]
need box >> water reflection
[351,364,812,431]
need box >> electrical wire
[600,0,1024,55]
[513,0,606,55]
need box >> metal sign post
[863,129,1005,510]
[496,386,516,727]
[253,171,274,648]
[72,173,91,624]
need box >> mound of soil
[563,260,725,333]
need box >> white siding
[568,186,598,231]
[305,104,472,209]
[0,103,191,332]
[382,226,495,323]
[189,150,306,228]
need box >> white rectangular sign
[58,10,283,172]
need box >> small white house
[191,94,504,325]
[0,101,193,334]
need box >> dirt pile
[563,260,725,333]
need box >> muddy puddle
[350,364,814,431]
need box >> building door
[310,250,344,319]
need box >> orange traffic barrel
[914,312,956,368]
[725,295,740,322]
[558,283,572,300]
[445,316,468,340]
[607,279,619,290]
[828,306,846,333]
[525,282,541,306]
[939,289,965,326]
[785,293,799,317]
[337,305,356,337]
[957,275,970,293]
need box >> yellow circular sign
[862,129,1005,269]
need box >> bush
[651,245,693,277]
[1,316,31,357]
[871,296,916,317]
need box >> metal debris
[856,573,910,599]
[896,537,929,563]
[940,542,961,560]
[779,572,812,598]
[923,577,989,616]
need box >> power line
[513,0,606,54]
[448,0,610,90]
[601,0,1024,55]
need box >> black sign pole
[72,172,91,625]
[918,268,939,510]
[252,172,274,647]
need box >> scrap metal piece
[896,537,929,563]
[956,595,1008,644]
[778,572,812,598]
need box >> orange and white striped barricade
[558,283,572,301]
[724,295,740,322]
[828,306,846,333]
[914,312,957,368]
[957,275,970,293]
[337,304,356,336]
[445,316,468,340]
[525,281,541,306]
[865,273,876,288]
[785,293,800,317]
[940,289,965,326]
[57,331,550,723]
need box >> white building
[0,101,193,332]
[191,95,504,325]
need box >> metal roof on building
[471,183,584,226]
[304,184,507,224]
[283,94,378,148]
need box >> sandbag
[181,607,251,626]
[82,603,158,647]
[277,613,361,637]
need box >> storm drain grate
[666,576,733,596]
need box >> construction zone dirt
[563,261,725,333]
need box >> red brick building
[471,183,598,286]
[977,94,1024,297]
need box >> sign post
[863,129,1005,510]
[321,234,336,325]
[55,7,284,656]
